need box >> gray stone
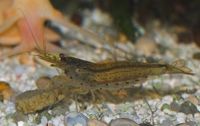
[64,112,88,126]
[109,118,139,126]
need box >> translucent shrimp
[39,53,194,90]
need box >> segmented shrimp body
[39,53,193,90]
[15,53,194,114]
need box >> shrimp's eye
[59,53,65,58]
[59,53,67,62]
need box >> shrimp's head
[38,53,82,72]
[38,52,63,68]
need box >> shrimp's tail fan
[168,59,194,75]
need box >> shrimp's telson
[40,53,194,90]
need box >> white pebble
[162,96,173,104]
[176,113,186,124]
[17,121,25,126]
[40,116,48,125]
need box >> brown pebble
[186,95,199,106]
[119,33,128,43]
[47,123,54,126]
[36,76,52,89]
[135,36,158,56]
[193,52,200,60]
[0,81,14,101]
[18,53,35,65]
[88,119,108,126]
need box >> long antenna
[16,8,46,55]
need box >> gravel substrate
[0,9,200,126]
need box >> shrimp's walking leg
[90,90,100,110]
[74,94,79,112]
[71,88,89,112]
[90,90,96,103]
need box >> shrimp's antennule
[170,59,194,75]
[17,8,61,65]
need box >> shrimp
[39,53,193,90]
[15,53,194,113]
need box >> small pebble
[0,81,14,101]
[109,118,139,126]
[36,76,52,89]
[162,96,173,104]
[88,119,108,126]
[193,52,200,60]
[179,101,199,115]
[18,121,25,126]
[139,122,153,126]
[176,123,190,126]
[18,53,35,65]
[170,101,180,112]
[161,103,170,111]
[186,121,197,126]
[50,115,64,126]
[47,123,54,126]
[135,36,158,56]
[186,95,199,106]
[40,116,48,125]
[176,113,186,124]
[160,119,174,126]
[64,112,88,126]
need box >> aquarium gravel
[0,8,200,126]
